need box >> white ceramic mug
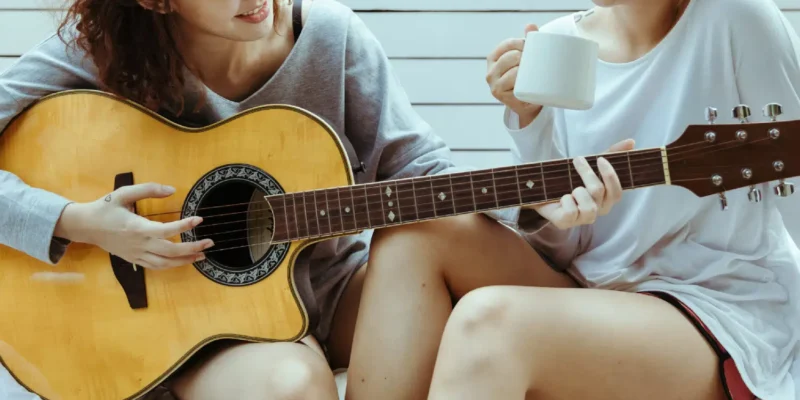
[514,31,599,110]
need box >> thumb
[524,24,539,35]
[113,183,176,205]
[605,139,635,153]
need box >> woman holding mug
[422,0,800,399]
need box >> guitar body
[0,91,355,399]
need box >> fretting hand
[54,183,214,269]
[529,139,634,230]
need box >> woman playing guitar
[0,0,615,399]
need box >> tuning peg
[733,104,751,123]
[775,180,795,197]
[748,186,762,203]
[705,107,718,124]
[763,103,783,121]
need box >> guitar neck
[267,148,668,242]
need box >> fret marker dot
[481,188,488,194]
[385,187,393,197]
[388,201,394,207]
[388,211,396,222]
[438,192,447,201]
[320,210,326,216]
[345,207,351,213]
[526,180,535,189]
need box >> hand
[487,24,542,127]
[529,139,635,230]
[55,183,214,269]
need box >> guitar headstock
[667,103,800,209]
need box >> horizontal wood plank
[1,0,796,11]
[1,10,798,58]
[450,150,514,169]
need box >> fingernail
[204,240,215,249]
[196,254,206,261]
[163,185,176,195]
[192,217,203,226]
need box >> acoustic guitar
[0,90,796,399]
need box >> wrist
[514,104,543,129]
[54,202,92,243]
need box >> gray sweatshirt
[0,0,532,346]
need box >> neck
[600,0,684,55]
[169,7,291,93]
[265,148,669,243]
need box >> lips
[235,1,269,23]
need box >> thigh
[431,286,726,400]
[370,214,576,299]
[166,340,338,400]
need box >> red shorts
[642,291,757,400]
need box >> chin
[591,0,620,6]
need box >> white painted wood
[0,57,16,72]
[2,0,796,11]
[393,59,495,104]
[2,10,798,58]
[416,105,512,149]
[450,150,514,169]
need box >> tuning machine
[775,180,795,197]
[733,104,751,123]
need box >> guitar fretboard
[268,148,666,242]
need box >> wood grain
[0,91,354,400]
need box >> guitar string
[200,173,742,254]
[196,159,774,247]
[140,135,723,218]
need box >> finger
[495,67,519,94]
[137,252,203,270]
[113,183,176,205]
[147,237,215,258]
[553,194,579,229]
[572,187,598,224]
[604,139,635,153]
[524,24,539,35]
[492,50,522,80]
[597,157,623,206]
[573,157,605,206]
[487,38,525,63]
[143,216,204,239]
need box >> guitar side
[0,91,354,399]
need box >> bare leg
[346,214,576,400]
[167,339,339,400]
[428,286,726,400]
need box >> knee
[269,352,336,400]
[448,286,515,339]
[370,214,486,260]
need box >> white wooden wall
[0,0,798,168]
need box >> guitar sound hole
[192,181,274,270]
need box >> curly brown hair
[57,0,282,114]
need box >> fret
[599,153,634,190]
[430,175,456,217]
[313,190,332,236]
[470,170,498,211]
[338,187,358,232]
[295,192,309,239]
[539,163,548,200]
[394,179,418,222]
[412,177,436,220]
[492,167,521,208]
[541,160,572,199]
[516,164,547,204]
[627,152,635,187]
[450,172,476,214]
[353,185,371,230]
[279,194,295,241]
[379,182,402,225]
[628,149,666,187]
[303,191,320,238]
[325,188,343,235]
[365,183,386,227]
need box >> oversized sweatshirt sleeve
[728,0,800,238]
[0,32,99,265]
[503,107,585,270]
[341,13,525,226]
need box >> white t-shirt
[505,0,800,398]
